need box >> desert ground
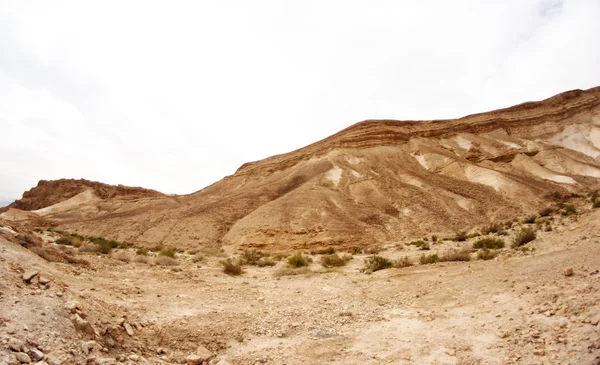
[1,198,599,365]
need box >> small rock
[215,359,232,365]
[563,268,574,277]
[156,348,167,355]
[591,315,600,326]
[81,341,99,355]
[16,352,32,363]
[46,351,68,365]
[195,345,213,362]
[34,362,49,365]
[128,354,139,362]
[9,338,22,352]
[73,314,96,338]
[31,349,45,361]
[533,349,545,356]
[64,302,78,314]
[23,271,39,283]
[123,323,134,336]
[39,276,51,285]
[186,354,201,365]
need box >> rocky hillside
[2,179,164,212]
[2,87,600,251]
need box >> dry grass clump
[320,253,352,268]
[273,267,311,278]
[240,250,272,266]
[314,247,336,255]
[79,244,101,253]
[55,237,73,246]
[192,253,205,263]
[473,237,505,249]
[111,251,131,262]
[159,247,177,258]
[512,228,536,248]
[439,250,471,262]
[133,255,150,264]
[16,234,43,249]
[394,256,413,268]
[287,253,310,268]
[220,259,243,276]
[419,253,439,265]
[523,215,537,224]
[364,246,382,254]
[477,249,498,260]
[363,255,393,273]
[154,256,178,266]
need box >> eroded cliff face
[4,87,600,251]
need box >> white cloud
[0,0,599,200]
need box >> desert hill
[3,87,600,251]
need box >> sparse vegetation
[394,256,413,268]
[347,246,363,255]
[240,250,268,265]
[419,253,439,265]
[512,228,536,248]
[477,249,498,260]
[192,253,205,263]
[363,255,393,272]
[273,267,311,277]
[111,251,131,262]
[591,190,600,208]
[523,215,537,224]
[539,207,554,217]
[408,240,430,250]
[287,253,310,268]
[133,255,150,264]
[159,247,177,258]
[431,235,438,242]
[315,247,336,255]
[473,237,505,250]
[559,203,577,216]
[320,253,352,268]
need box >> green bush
[320,253,352,268]
[512,228,536,248]
[56,237,73,246]
[477,249,498,260]
[419,254,439,265]
[287,253,309,268]
[363,255,393,272]
[473,237,505,249]
[136,247,148,256]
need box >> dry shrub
[523,215,537,224]
[154,256,178,266]
[512,228,536,248]
[539,207,554,217]
[17,234,43,249]
[240,250,268,265]
[287,253,310,268]
[477,249,498,260]
[133,255,150,264]
[136,247,148,255]
[419,254,439,265]
[481,223,501,235]
[30,246,89,266]
[255,258,276,267]
[473,237,505,249]
[394,256,413,268]
[440,250,471,262]
[455,231,467,242]
[220,259,243,276]
[347,246,363,255]
[320,253,352,268]
[56,237,73,246]
[111,251,131,262]
[363,255,393,273]
[79,244,101,253]
[364,246,383,254]
[273,267,311,278]
[159,247,177,258]
[315,247,335,255]
[192,253,205,263]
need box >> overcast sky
[1,0,599,201]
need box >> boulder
[15,352,32,363]
[23,271,39,283]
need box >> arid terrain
[1,87,600,364]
